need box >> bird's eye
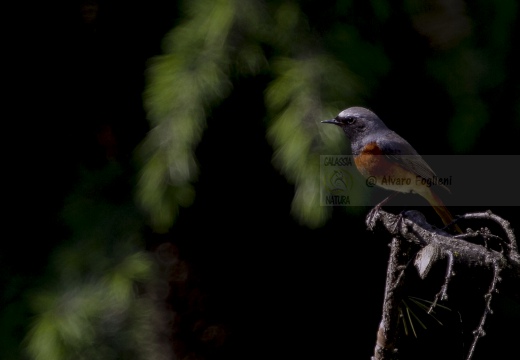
[344,117,355,125]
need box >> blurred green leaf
[139,0,372,229]
[265,55,360,227]
[23,162,161,360]
[138,0,249,233]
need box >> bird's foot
[366,193,399,231]
[366,205,383,230]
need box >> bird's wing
[377,131,442,184]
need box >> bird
[322,106,461,233]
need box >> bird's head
[321,107,388,141]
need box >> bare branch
[372,238,411,360]
[369,208,520,360]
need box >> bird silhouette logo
[325,169,353,196]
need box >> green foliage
[138,0,365,231]
[24,164,163,360]
[265,56,356,227]
[25,253,156,360]
[138,0,245,232]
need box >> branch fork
[370,208,519,360]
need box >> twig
[372,238,410,360]
[465,260,503,360]
[428,251,454,313]
[458,211,518,254]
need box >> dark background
[3,1,520,359]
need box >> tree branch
[369,209,520,360]
[372,238,410,360]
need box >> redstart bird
[322,106,461,233]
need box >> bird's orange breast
[354,142,420,194]
[354,142,392,177]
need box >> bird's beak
[321,119,339,125]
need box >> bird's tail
[426,190,462,234]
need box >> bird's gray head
[321,107,388,142]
